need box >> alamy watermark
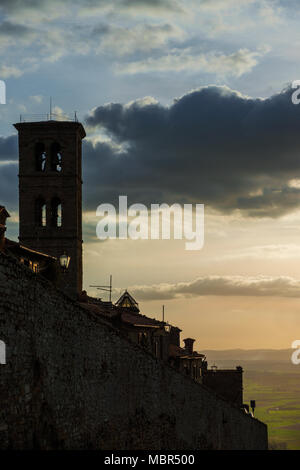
[291,80,300,105]
[282,87,300,365]
[96,196,204,250]
[0,340,6,364]
[0,80,6,104]
[291,340,300,365]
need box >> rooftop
[18,112,79,123]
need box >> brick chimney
[183,338,195,355]
[0,206,10,251]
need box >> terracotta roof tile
[121,311,163,327]
[169,343,206,359]
[5,238,56,260]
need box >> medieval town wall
[0,252,268,450]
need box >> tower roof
[13,120,86,139]
[115,290,139,312]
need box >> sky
[1,0,300,349]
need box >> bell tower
[14,119,86,299]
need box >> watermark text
[0,80,6,104]
[0,340,6,364]
[291,340,300,365]
[96,196,204,251]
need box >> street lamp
[59,252,70,273]
[164,323,171,333]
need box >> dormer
[115,290,140,312]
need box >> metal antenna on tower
[90,275,113,302]
[50,97,52,120]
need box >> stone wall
[202,368,243,406]
[0,252,268,450]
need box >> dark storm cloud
[0,0,180,16]
[3,85,300,219]
[120,0,182,12]
[82,0,182,13]
[84,85,300,217]
[0,135,18,210]
[0,135,17,162]
[0,21,33,37]
[0,0,50,15]
[0,163,18,210]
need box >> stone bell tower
[14,119,86,299]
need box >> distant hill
[202,349,292,362]
[201,349,300,373]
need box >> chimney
[0,206,10,252]
[183,338,195,355]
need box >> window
[51,197,62,227]
[138,332,147,348]
[35,142,46,171]
[50,142,62,172]
[35,198,46,227]
[21,258,39,273]
[32,262,39,273]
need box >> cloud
[4,84,300,221]
[30,95,43,104]
[0,7,186,75]
[0,0,183,23]
[93,23,185,56]
[0,21,36,48]
[221,244,300,260]
[258,0,283,25]
[0,65,23,78]
[84,84,300,217]
[129,275,300,300]
[0,163,18,211]
[0,135,18,162]
[79,0,185,17]
[0,0,69,22]
[120,0,182,11]
[0,135,18,210]
[116,47,268,76]
[193,0,255,10]
[0,0,280,80]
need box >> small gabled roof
[5,238,56,261]
[115,290,139,312]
